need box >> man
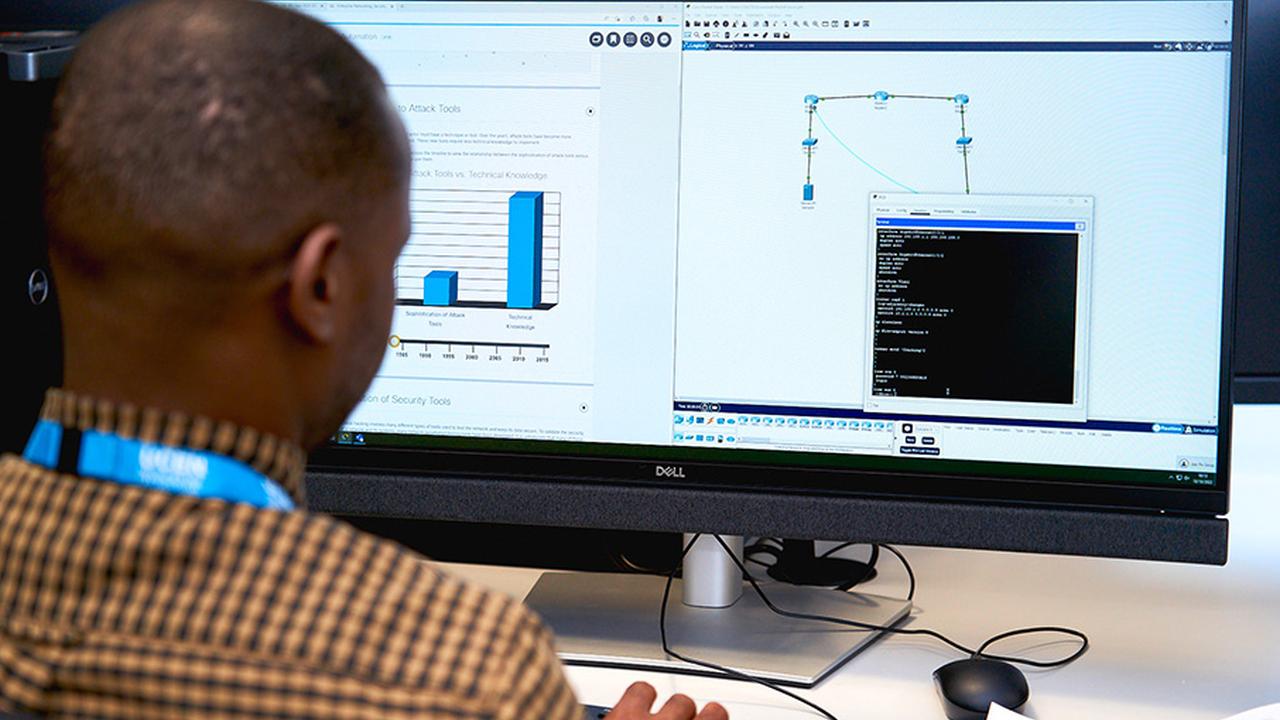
[0,1,728,718]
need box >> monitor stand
[523,535,911,688]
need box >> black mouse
[933,657,1030,720]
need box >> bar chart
[396,188,561,310]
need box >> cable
[612,550,678,576]
[660,535,840,720]
[833,545,879,592]
[876,543,916,601]
[749,538,881,590]
[658,535,1090,719]
[710,535,1089,669]
[817,541,858,559]
[743,537,783,564]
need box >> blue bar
[507,192,544,309]
[423,270,458,306]
[685,41,1231,53]
[803,184,814,201]
[335,22,676,28]
[876,218,1080,231]
[670,401,1218,436]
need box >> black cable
[710,535,1089,669]
[743,538,782,562]
[974,626,1090,667]
[658,535,1090,720]
[743,545,781,562]
[876,543,916,601]
[817,541,858,559]
[833,545,879,591]
[613,552,674,575]
[660,534,840,720]
[752,539,880,590]
[870,543,1088,666]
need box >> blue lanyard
[22,420,295,511]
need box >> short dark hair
[45,0,408,289]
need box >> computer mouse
[933,657,1030,720]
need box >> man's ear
[285,222,343,344]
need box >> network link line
[801,90,973,202]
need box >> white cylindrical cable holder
[681,534,744,608]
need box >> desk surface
[440,405,1280,720]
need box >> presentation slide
[381,83,600,386]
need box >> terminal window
[865,194,1093,422]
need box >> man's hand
[603,682,728,720]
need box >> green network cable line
[801,91,973,202]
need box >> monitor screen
[288,0,1237,512]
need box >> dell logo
[655,465,686,478]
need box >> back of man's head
[45,0,411,446]
[47,0,407,288]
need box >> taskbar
[672,401,1218,436]
[327,429,1216,490]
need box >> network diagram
[801,91,973,202]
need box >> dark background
[873,228,1078,404]
[1233,0,1280,402]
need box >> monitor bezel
[308,0,1244,521]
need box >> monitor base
[524,570,911,688]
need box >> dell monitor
[281,0,1241,685]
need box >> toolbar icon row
[590,31,672,48]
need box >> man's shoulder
[253,509,553,692]
[0,456,558,705]
[219,509,579,717]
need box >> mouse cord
[661,535,840,719]
[710,535,1090,667]
[659,535,1091,719]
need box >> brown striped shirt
[0,389,581,719]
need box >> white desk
[441,405,1280,719]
